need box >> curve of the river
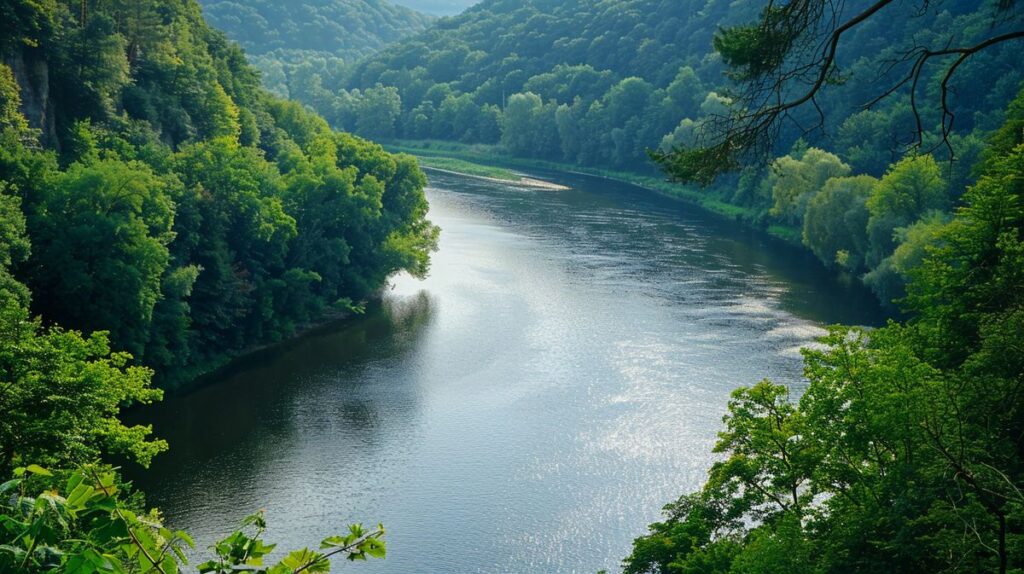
[129,168,885,573]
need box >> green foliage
[0,183,31,305]
[707,381,816,521]
[863,212,948,305]
[712,3,801,81]
[355,85,402,139]
[802,175,875,271]
[198,0,432,61]
[622,493,737,574]
[197,512,385,573]
[623,95,1024,574]
[0,291,165,475]
[865,154,947,268]
[653,0,1024,185]
[768,148,851,225]
[0,0,438,387]
[0,465,385,573]
[26,158,175,358]
[0,6,400,571]
[508,96,559,159]
[276,0,1018,179]
[0,64,30,136]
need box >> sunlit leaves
[0,464,192,574]
[625,99,1024,573]
[0,290,166,475]
[2,467,385,574]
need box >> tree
[0,63,30,136]
[603,77,654,127]
[835,105,916,176]
[0,464,387,573]
[501,92,543,156]
[653,0,1024,184]
[26,158,175,358]
[356,85,402,139]
[768,147,851,225]
[622,493,737,574]
[665,66,704,119]
[706,381,816,521]
[476,104,502,144]
[802,174,875,270]
[58,12,130,121]
[865,154,947,268]
[0,182,30,305]
[0,291,166,475]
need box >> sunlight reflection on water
[130,169,885,573]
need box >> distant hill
[339,0,1018,173]
[389,0,480,16]
[198,0,434,60]
[300,0,1020,306]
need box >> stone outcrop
[5,47,56,147]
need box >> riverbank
[384,139,802,243]
[417,163,573,190]
[130,169,886,574]
[157,301,368,392]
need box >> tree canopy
[198,0,433,62]
[622,92,1024,573]
[0,0,438,390]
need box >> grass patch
[767,224,802,244]
[416,155,520,181]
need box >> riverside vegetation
[0,0,438,570]
[256,0,1022,307]
[1,0,1023,572]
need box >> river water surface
[130,169,885,573]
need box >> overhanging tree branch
[654,0,1024,184]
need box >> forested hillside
[0,0,438,389]
[196,0,436,115]
[198,0,433,63]
[0,1,432,568]
[387,0,477,16]
[275,0,1021,306]
[335,0,1019,172]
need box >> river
[128,168,885,573]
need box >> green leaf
[363,539,386,559]
[0,478,21,495]
[66,483,96,510]
[24,464,52,476]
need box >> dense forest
[0,0,440,569]
[198,0,433,76]
[387,0,477,16]
[1,0,1024,571]
[252,0,1022,306]
[0,0,438,388]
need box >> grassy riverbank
[385,139,801,242]
[415,155,522,181]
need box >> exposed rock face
[5,48,56,147]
